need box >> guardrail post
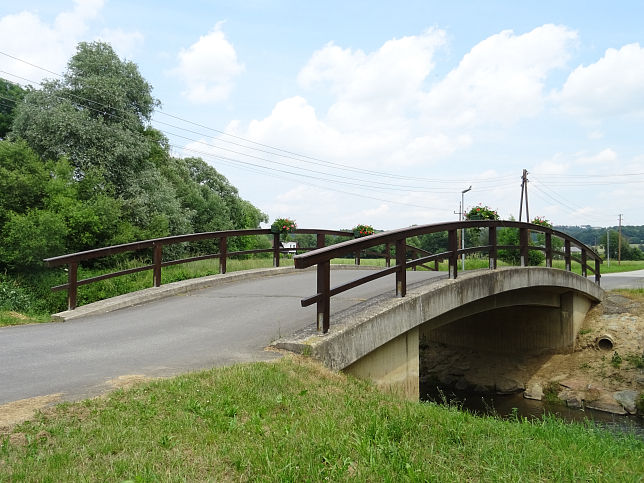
[564,239,571,272]
[595,258,601,285]
[520,227,529,267]
[448,229,458,279]
[153,244,162,287]
[545,232,553,268]
[385,243,391,267]
[219,236,227,274]
[317,260,330,333]
[316,233,325,249]
[273,233,280,267]
[68,262,78,310]
[355,235,361,266]
[581,249,587,277]
[396,238,406,297]
[489,226,497,269]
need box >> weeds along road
[0,269,444,405]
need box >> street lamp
[460,186,472,271]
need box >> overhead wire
[0,72,517,197]
[1,50,640,221]
[0,50,519,185]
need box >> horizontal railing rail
[45,228,361,310]
[293,220,602,333]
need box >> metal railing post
[565,239,571,272]
[68,262,78,310]
[545,232,552,268]
[595,258,601,285]
[219,236,227,274]
[581,249,587,278]
[153,244,163,287]
[489,226,497,269]
[355,234,361,266]
[317,260,330,333]
[519,227,529,267]
[395,238,406,297]
[316,233,325,249]
[385,243,391,267]
[448,229,458,279]
[273,233,281,267]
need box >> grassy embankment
[2,255,644,327]
[1,356,642,481]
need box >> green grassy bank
[2,357,642,481]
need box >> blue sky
[1,0,643,230]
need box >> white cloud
[173,22,244,103]
[224,24,579,175]
[298,29,445,131]
[533,155,571,175]
[0,0,104,84]
[97,28,144,58]
[555,43,644,118]
[574,148,617,166]
[421,24,578,127]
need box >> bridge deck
[0,268,442,405]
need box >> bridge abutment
[274,267,603,399]
[421,291,593,354]
[344,328,419,400]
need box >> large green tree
[0,79,26,139]
[11,41,156,191]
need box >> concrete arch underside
[275,267,604,399]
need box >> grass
[1,357,642,481]
[0,311,50,328]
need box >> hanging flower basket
[353,224,375,237]
[465,204,499,221]
[530,216,552,228]
[270,218,297,239]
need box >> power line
[1,71,517,193]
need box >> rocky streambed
[420,291,644,416]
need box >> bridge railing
[293,220,602,333]
[44,228,359,310]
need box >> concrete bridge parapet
[273,267,604,399]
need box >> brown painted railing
[294,220,602,333]
[44,228,360,310]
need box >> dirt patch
[0,394,62,429]
[103,374,154,390]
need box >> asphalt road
[598,269,644,290]
[0,269,444,405]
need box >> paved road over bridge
[0,268,443,405]
[2,267,642,406]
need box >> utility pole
[518,169,530,222]
[618,214,623,265]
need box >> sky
[1,0,643,230]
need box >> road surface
[1,269,443,405]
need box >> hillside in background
[555,225,644,247]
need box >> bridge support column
[560,291,592,351]
[344,327,419,400]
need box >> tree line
[0,42,269,315]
